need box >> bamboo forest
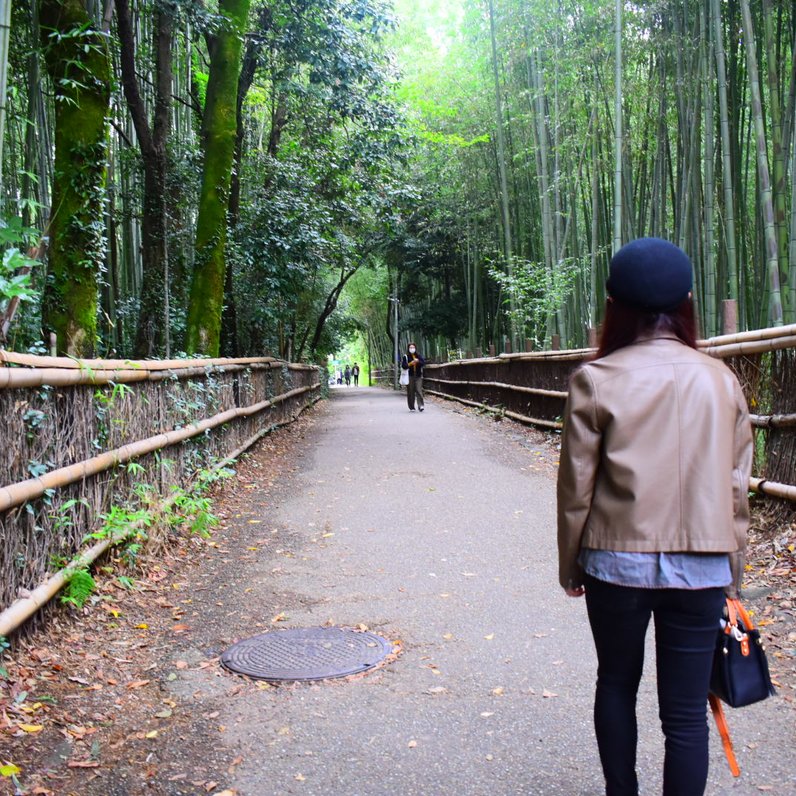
[2,0,796,366]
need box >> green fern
[61,569,96,608]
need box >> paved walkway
[85,387,796,794]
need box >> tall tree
[116,0,174,357]
[39,0,111,356]
[185,0,252,355]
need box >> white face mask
[409,347,416,354]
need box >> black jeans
[584,574,725,796]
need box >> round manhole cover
[220,627,394,682]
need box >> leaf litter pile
[1,396,795,795]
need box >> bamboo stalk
[0,360,284,389]
[423,377,568,399]
[0,350,279,370]
[749,477,796,502]
[0,384,318,512]
[425,389,563,429]
[700,322,796,347]
[749,413,796,428]
[0,389,323,638]
[701,334,796,358]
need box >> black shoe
[418,406,424,412]
[409,407,415,411]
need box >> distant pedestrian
[401,342,425,411]
[337,370,342,385]
[344,365,351,386]
[557,238,753,796]
[352,363,360,386]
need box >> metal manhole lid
[220,627,394,682]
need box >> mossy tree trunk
[116,0,173,357]
[185,0,252,356]
[39,0,111,357]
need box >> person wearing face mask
[401,342,425,411]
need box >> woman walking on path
[557,238,753,796]
[401,342,425,411]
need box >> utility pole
[388,293,399,390]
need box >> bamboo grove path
[3,387,795,795]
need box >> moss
[185,0,252,356]
[40,0,111,357]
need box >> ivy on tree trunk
[185,0,252,356]
[39,0,111,357]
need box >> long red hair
[594,298,698,359]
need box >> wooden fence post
[488,343,496,357]
[504,337,512,354]
[525,338,533,352]
[552,334,561,351]
[475,347,483,358]
[722,300,738,335]
[588,327,598,347]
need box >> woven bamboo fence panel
[0,355,321,612]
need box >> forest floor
[1,390,795,796]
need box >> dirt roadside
[1,395,794,796]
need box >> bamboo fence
[0,353,322,616]
[422,325,796,508]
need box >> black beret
[606,237,693,312]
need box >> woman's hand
[565,585,585,598]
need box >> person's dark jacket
[401,353,425,378]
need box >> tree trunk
[185,0,252,356]
[39,0,111,356]
[116,0,174,357]
[740,0,783,326]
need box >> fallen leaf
[67,760,99,768]
[542,689,558,698]
[145,730,158,739]
[0,764,21,777]
[172,624,190,633]
[407,740,417,748]
[126,680,150,690]
[480,712,495,718]
[17,724,44,733]
[491,687,504,696]
[295,773,306,781]
[484,634,494,640]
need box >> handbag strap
[708,693,741,777]
[732,598,756,632]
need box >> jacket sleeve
[557,366,601,590]
[401,356,408,370]
[727,379,754,599]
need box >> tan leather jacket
[557,334,753,597]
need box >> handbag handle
[729,598,756,632]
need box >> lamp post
[388,294,399,390]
